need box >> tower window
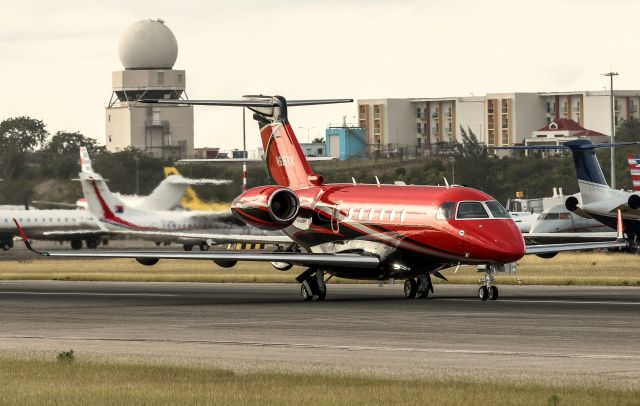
[158,72,165,85]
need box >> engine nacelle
[136,258,159,266]
[231,186,300,230]
[565,196,579,212]
[628,194,640,210]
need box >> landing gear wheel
[1,242,10,251]
[489,286,499,300]
[418,289,430,299]
[404,279,417,298]
[300,283,313,301]
[199,242,210,251]
[478,286,489,301]
[183,244,193,251]
[317,287,327,301]
[70,239,82,250]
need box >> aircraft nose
[462,220,525,263]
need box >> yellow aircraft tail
[164,167,231,211]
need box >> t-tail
[140,95,352,189]
[78,147,128,221]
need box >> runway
[0,281,639,386]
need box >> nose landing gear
[477,264,500,301]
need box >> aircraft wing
[525,240,627,255]
[106,230,292,245]
[524,232,617,244]
[41,229,109,240]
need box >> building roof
[536,119,607,137]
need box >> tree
[0,116,49,151]
[46,131,105,156]
[311,137,325,144]
[452,126,491,190]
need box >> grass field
[0,252,639,286]
[0,357,637,406]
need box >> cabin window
[400,210,407,222]
[390,210,396,222]
[436,202,455,220]
[485,201,510,218]
[368,209,376,221]
[379,209,386,221]
[456,202,489,219]
[348,208,354,220]
[358,208,365,221]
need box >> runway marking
[2,335,639,361]
[0,291,178,297]
[440,298,640,306]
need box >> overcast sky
[1,0,639,152]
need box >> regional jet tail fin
[136,175,231,211]
[142,96,352,189]
[491,140,640,204]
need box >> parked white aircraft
[79,147,231,211]
[0,209,103,250]
[77,148,290,251]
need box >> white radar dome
[118,19,178,69]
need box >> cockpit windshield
[485,201,510,218]
[456,202,490,219]
[435,202,456,220]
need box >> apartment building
[357,90,640,152]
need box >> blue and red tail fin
[627,153,640,191]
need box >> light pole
[449,156,455,184]
[602,71,619,188]
[242,107,247,192]
[133,156,140,195]
[297,126,315,143]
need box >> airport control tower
[106,19,194,158]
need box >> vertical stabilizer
[563,140,625,204]
[255,96,323,189]
[627,153,640,191]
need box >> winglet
[13,218,45,255]
[617,209,625,242]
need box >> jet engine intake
[232,186,300,230]
[565,196,579,212]
[628,194,640,210]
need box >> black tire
[1,243,10,251]
[489,286,499,300]
[418,289,430,299]
[404,279,418,298]
[155,242,161,247]
[478,286,489,301]
[199,242,210,251]
[71,239,82,250]
[317,286,327,301]
[86,239,98,249]
[183,244,193,251]
[300,283,313,301]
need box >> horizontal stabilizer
[140,98,353,107]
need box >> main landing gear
[477,264,499,301]
[404,274,433,299]
[296,267,327,301]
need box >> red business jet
[15,96,627,301]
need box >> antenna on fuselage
[443,178,450,188]
[375,176,381,187]
[352,177,356,185]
